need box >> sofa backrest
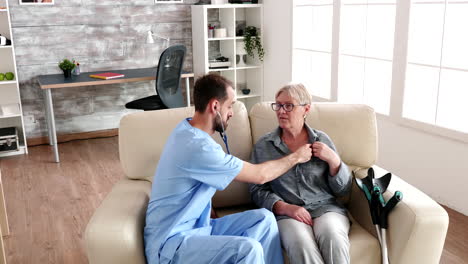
[119,102,253,182]
[249,102,378,168]
[118,101,378,208]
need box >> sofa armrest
[85,179,152,264]
[348,166,449,264]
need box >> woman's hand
[312,142,341,175]
[274,201,313,225]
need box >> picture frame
[155,0,183,3]
[19,0,54,5]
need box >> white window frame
[292,0,468,143]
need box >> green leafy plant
[243,26,265,62]
[58,59,76,71]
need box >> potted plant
[58,59,76,78]
[243,26,265,62]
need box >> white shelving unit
[0,0,28,157]
[191,4,264,110]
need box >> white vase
[236,43,247,67]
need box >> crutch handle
[386,191,403,210]
[370,186,383,225]
[380,191,403,229]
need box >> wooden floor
[0,137,123,264]
[0,136,467,264]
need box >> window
[404,0,468,133]
[338,0,396,115]
[292,0,334,100]
[292,0,468,140]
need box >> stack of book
[89,72,125,80]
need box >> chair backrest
[156,45,186,108]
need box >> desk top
[38,67,194,89]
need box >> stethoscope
[216,111,231,154]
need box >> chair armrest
[85,179,152,264]
[348,166,449,264]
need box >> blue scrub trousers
[171,209,284,264]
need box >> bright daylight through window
[293,0,468,136]
[405,0,468,133]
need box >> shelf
[0,146,26,158]
[192,3,263,112]
[237,93,261,99]
[0,80,17,85]
[209,67,235,72]
[0,113,21,119]
[0,104,21,119]
[235,36,260,40]
[208,37,236,41]
[0,0,27,158]
[236,65,261,70]
[207,4,262,9]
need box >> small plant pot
[63,69,72,78]
[241,88,251,95]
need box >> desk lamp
[146,31,170,48]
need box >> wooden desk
[38,67,194,163]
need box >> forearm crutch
[354,168,403,264]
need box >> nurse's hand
[274,201,313,226]
[293,144,313,164]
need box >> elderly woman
[249,83,352,264]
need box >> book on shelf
[89,72,125,80]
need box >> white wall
[377,119,468,215]
[263,0,468,216]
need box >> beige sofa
[85,102,449,264]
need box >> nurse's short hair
[275,83,312,105]
[193,73,234,113]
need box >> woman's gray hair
[275,83,312,105]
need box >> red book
[89,72,125,80]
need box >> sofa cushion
[249,102,378,168]
[85,179,152,264]
[211,102,254,207]
[119,106,195,181]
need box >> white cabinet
[191,4,264,110]
[0,0,28,157]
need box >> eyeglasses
[271,103,307,112]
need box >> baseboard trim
[27,129,119,147]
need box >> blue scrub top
[144,118,244,263]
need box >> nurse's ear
[208,99,220,115]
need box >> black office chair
[125,45,187,110]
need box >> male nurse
[144,73,313,264]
